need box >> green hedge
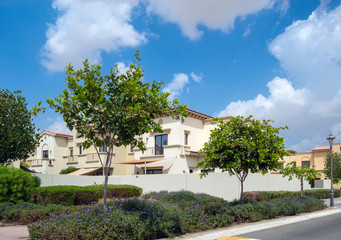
[31,185,142,206]
[0,165,39,203]
[244,189,341,202]
[59,166,78,174]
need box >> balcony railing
[86,153,112,162]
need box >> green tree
[197,115,289,200]
[46,51,187,207]
[0,89,39,165]
[59,166,78,175]
[324,152,341,184]
[280,161,320,197]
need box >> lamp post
[327,133,335,207]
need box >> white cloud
[163,73,189,100]
[146,0,279,40]
[163,72,203,99]
[219,2,341,151]
[41,0,146,72]
[190,72,203,83]
[116,62,130,75]
[47,117,71,134]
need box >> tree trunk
[240,180,244,201]
[103,153,110,209]
[300,176,303,197]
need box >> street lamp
[327,132,335,207]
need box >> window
[130,142,135,152]
[70,149,73,157]
[99,145,107,152]
[302,161,310,167]
[184,132,189,145]
[42,150,49,159]
[146,169,162,174]
[277,163,283,170]
[189,169,193,173]
[79,145,82,155]
[155,134,168,155]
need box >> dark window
[189,169,193,173]
[184,132,189,145]
[302,161,310,167]
[155,134,168,155]
[201,169,214,174]
[42,150,49,159]
[79,145,82,155]
[99,145,107,152]
[146,169,162,174]
[130,143,135,152]
[70,149,73,157]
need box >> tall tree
[324,152,341,184]
[0,89,39,165]
[280,161,320,197]
[46,51,187,207]
[197,115,289,200]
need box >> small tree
[280,161,320,197]
[0,89,39,165]
[324,152,341,184]
[46,51,187,208]
[198,115,289,200]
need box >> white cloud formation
[47,117,72,134]
[163,72,203,99]
[163,73,189,100]
[146,0,282,40]
[116,62,130,75]
[190,72,203,83]
[41,0,146,71]
[219,3,341,151]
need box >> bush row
[28,191,325,240]
[244,189,341,202]
[31,184,143,206]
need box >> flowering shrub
[244,189,341,202]
[27,191,326,239]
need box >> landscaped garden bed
[25,191,325,240]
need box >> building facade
[26,109,230,175]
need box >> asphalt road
[239,211,341,240]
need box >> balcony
[86,153,113,163]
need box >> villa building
[26,109,230,175]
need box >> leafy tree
[280,161,320,197]
[197,115,288,200]
[46,51,187,207]
[0,89,39,165]
[324,152,341,184]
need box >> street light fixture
[327,132,335,207]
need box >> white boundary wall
[34,173,312,201]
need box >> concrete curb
[169,207,341,240]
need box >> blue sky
[1,0,341,151]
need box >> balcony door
[155,134,168,155]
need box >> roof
[118,159,162,164]
[41,130,73,137]
[67,167,101,175]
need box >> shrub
[27,194,325,240]
[31,185,141,206]
[59,166,78,174]
[244,189,341,202]
[0,202,81,224]
[97,184,143,198]
[0,165,37,203]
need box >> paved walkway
[1,198,340,240]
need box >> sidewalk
[1,198,341,240]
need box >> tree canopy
[46,50,187,207]
[280,161,320,197]
[197,115,289,200]
[324,152,341,184]
[0,89,39,165]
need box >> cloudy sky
[1,0,341,152]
